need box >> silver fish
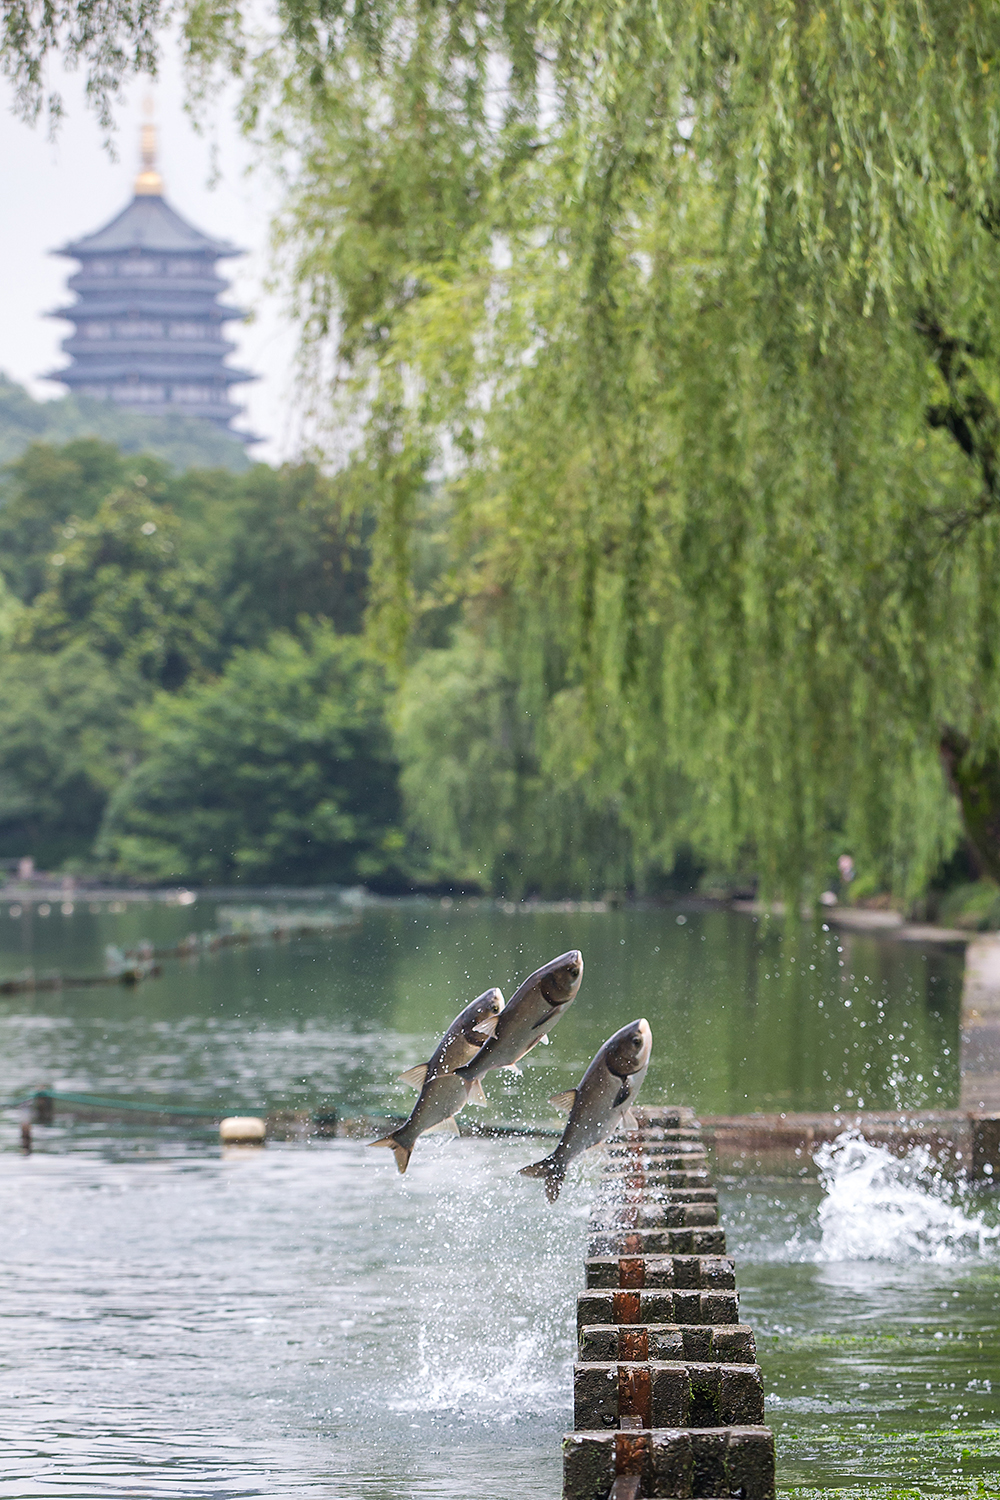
[454,950,583,1087]
[519,1017,652,1202]
[368,987,505,1173]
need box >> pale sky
[1,49,300,463]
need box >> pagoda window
[117,320,163,338]
[79,322,112,339]
[114,383,164,401]
[119,258,160,276]
[87,260,112,276]
[168,321,208,338]
[170,384,215,402]
[168,259,202,275]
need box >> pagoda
[48,117,256,438]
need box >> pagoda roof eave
[46,303,250,322]
[53,192,243,259]
[66,275,232,294]
[50,364,259,386]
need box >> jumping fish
[519,1017,652,1202]
[454,950,584,1088]
[368,987,505,1174]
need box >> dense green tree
[98,624,404,885]
[209,462,370,649]
[0,376,253,470]
[0,437,167,603]
[0,643,143,867]
[19,487,219,687]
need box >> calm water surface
[0,898,996,1499]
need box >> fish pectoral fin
[424,1114,461,1136]
[530,1012,554,1030]
[398,1063,429,1089]
[468,1015,500,1043]
[620,1108,639,1132]
[612,1080,632,1109]
[539,1033,550,1044]
[467,1078,489,1107]
[547,1089,577,1115]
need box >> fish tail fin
[519,1154,565,1202]
[368,1133,412,1174]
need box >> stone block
[618,1127,704,1144]
[724,1424,777,1500]
[578,1288,738,1329]
[610,1138,708,1155]
[971,1115,1000,1179]
[574,1364,764,1431]
[590,1221,721,1256]
[590,1193,719,1231]
[633,1106,698,1129]
[562,1427,775,1500]
[599,1169,714,1190]
[563,1431,616,1500]
[581,1257,737,1298]
[575,1363,621,1430]
[591,1202,720,1236]
[578,1324,756,1365]
[585,1246,729,1288]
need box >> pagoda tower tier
[47,120,258,440]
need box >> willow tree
[12,0,1000,895]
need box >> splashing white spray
[390,1323,564,1421]
[813,1130,999,1263]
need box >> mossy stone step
[584,1255,735,1293]
[577,1285,739,1329]
[578,1323,756,1364]
[586,1240,727,1285]
[575,1360,764,1430]
[563,1426,775,1500]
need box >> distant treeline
[0,430,684,895]
[0,375,252,473]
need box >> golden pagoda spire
[135,95,163,196]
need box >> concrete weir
[562,1106,774,1500]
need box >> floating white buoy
[219,1116,266,1146]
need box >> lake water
[1,897,996,1500]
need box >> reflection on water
[0,900,994,1499]
[0,899,965,1119]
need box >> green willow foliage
[396,631,665,896]
[236,0,1000,896]
[12,0,1000,894]
[256,0,1000,897]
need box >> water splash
[390,1323,566,1422]
[812,1130,1000,1263]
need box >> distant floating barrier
[0,904,360,994]
[0,1089,567,1146]
[0,962,162,994]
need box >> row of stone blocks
[562,1105,775,1500]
